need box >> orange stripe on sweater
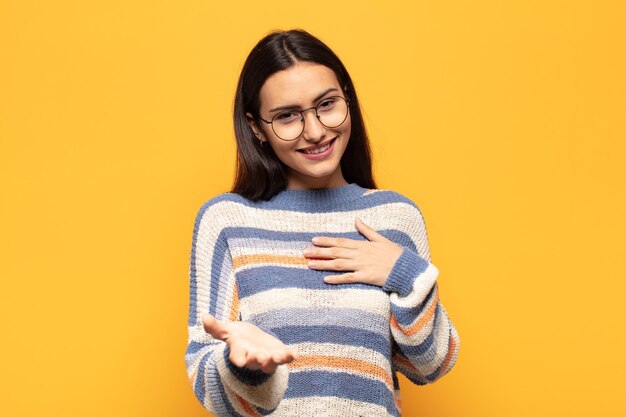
[392,352,416,371]
[233,254,307,269]
[390,284,439,336]
[228,281,240,321]
[393,389,402,414]
[288,355,393,389]
[235,394,262,417]
[437,331,457,378]
[393,331,457,381]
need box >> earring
[253,131,266,147]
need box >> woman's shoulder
[365,187,430,251]
[198,190,248,210]
[192,191,251,227]
[363,186,423,214]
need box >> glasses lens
[318,96,349,128]
[272,111,304,141]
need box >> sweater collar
[267,182,366,210]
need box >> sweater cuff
[383,246,430,297]
[223,345,272,386]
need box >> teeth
[303,141,331,154]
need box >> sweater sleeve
[185,201,289,416]
[382,205,460,385]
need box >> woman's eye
[318,99,336,109]
[276,112,297,121]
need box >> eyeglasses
[256,95,350,141]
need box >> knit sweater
[185,182,460,417]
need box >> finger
[323,273,358,284]
[257,351,279,374]
[271,351,286,363]
[355,217,384,242]
[228,343,249,367]
[261,360,279,374]
[244,349,263,370]
[308,258,356,272]
[312,236,361,249]
[273,346,299,362]
[304,246,354,260]
[284,348,300,362]
[260,349,293,373]
[202,314,228,340]
[270,348,292,364]
[256,352,268,364]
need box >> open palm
[202,314,299,374]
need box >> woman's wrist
[382,246,430,297]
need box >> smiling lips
[297,137,336,154]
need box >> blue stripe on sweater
[286,371,400,416]
[248,307,389,335]
[236,265,382,298]
[226,226,418,252]
[193,354,208,405]
[186,340,220,356]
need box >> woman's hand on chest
[302,217,403,287]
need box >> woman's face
[246,61,351,190]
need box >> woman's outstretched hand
[202,314,299,374]
[303,217,404,287]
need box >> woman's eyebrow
[269,87,339,113]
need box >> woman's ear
[245,112,264,139]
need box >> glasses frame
[256,95,351,141]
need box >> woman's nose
[301,109,327,141]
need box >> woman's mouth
[297,137,337,160]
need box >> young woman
[185,29,460,417]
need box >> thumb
[202,314,228,340]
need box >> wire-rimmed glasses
[256,95,350,141]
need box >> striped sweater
[185,182,460,416]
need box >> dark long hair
[231,28,377,201]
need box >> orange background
[1,1,625,416]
